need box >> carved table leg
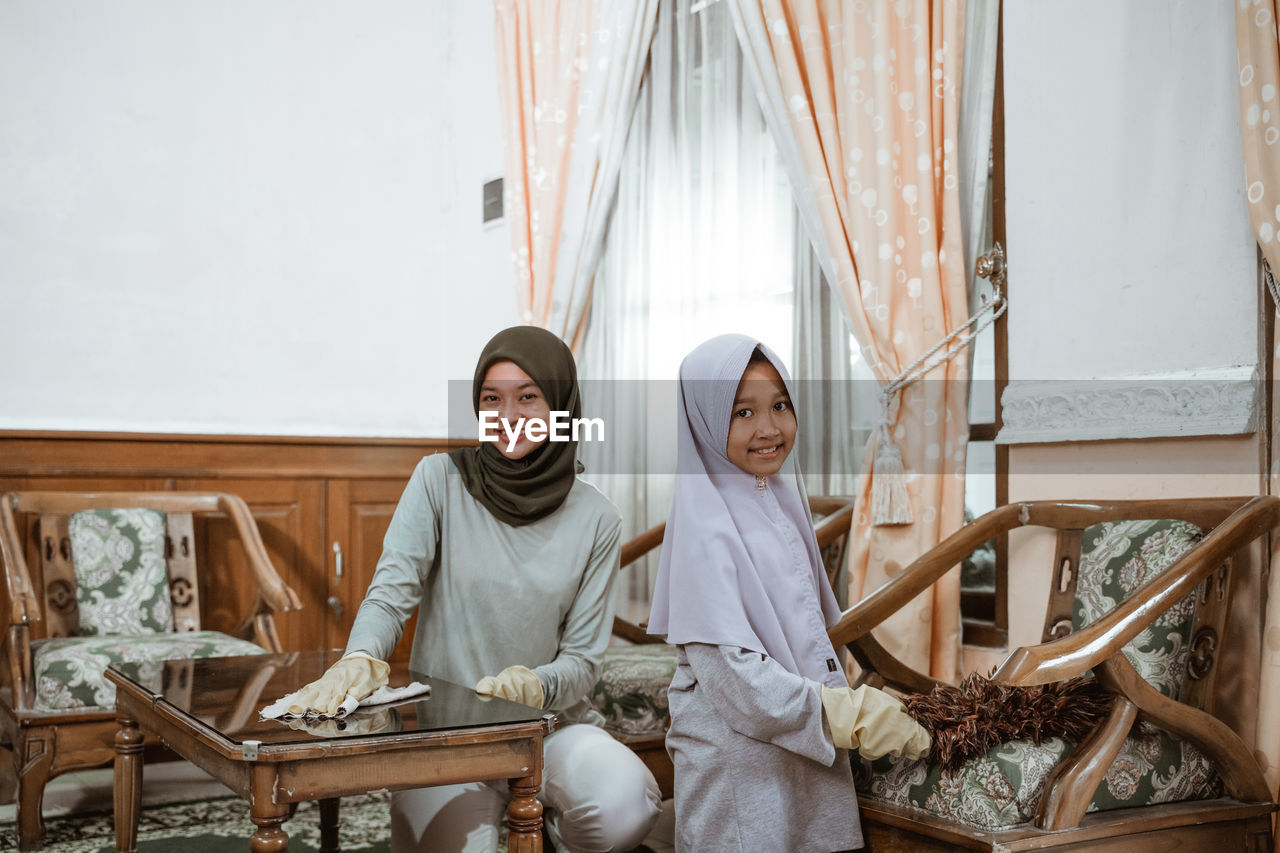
[249,801,291,853]
[318,797,340,853]
[114,717,143,853]
[507,771,543,853]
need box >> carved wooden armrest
[216,494,302,615]
[5,624,34,712]
[828,503,1026,648]
[811,499,854,549]
[0,495,41,627]
[992,496,1280,688]
[1094,654,1271,802]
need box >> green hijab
[448,326,583,527]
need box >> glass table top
[108,649,548,747]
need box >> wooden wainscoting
[0,431,471,664]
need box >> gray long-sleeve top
[345,454,622,716]
[666,643,862,853]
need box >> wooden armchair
[0,491,302,850]
[831,496,1279,852]
[590,495,856,798]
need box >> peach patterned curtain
[494,1,596,342]
[1235,1,1280,836]
[731,0,968,682]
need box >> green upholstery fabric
[854,723,1221,830]
[590,644,678,737]
[68,508,173,636]
[1074,519,1202,698]
[856,518,1219,830]
[32,630,266,711]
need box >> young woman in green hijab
[291,326,662,852]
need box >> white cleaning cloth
[260,682,431,721]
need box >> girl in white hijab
[648,334,929,853]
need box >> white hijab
[646,334,844,682]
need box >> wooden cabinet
[176,478,326,653]
[0,433,455,656]
[326,479,418,664]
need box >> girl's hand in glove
[820,684,930,760]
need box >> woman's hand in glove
[286,708,394,738]
[820,684,930,760]
[474,665,545,709]
[288,653,390,717]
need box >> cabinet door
[175,478,326,652]
[326,478,417,665]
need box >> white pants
[389,724,662,853]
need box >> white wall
[980,2,1269,679]
[1003,0,1257,380]
[0,1,515,437]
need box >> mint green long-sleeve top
[345,454,622,717]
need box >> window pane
[962,440,996,590]
[968,274,997,426]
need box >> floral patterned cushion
[854,722,1221,830]
[590,643,679,737]
[1074,518,1202,698]
[69,508,173,636]
[32,630,266,711]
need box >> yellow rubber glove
[474,665,545,709]
[820,684,931,760]
[287,653,390,717]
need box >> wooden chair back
[30,508,202,640]
[1,491,298,654]
[1029,499,1244,715]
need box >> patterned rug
[0,793,396,852]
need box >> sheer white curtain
[580,0,800,624]
[959,0,1000,283]
[553,0,660,344]
[790,222,878,501]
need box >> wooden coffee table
[105,650,555,853]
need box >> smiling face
[478,360,552,460]
[726,356,797,478]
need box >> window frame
[960,4,1009,649]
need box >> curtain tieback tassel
[870,421,913,526]
[867,271,1007,528]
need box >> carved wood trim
[1181,553,1234,714]
[997,365,1260,444]
[166,513,200,633]
[1040,528,1082,643]
[39,515,78,638]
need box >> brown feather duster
[900,672,1114,772]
